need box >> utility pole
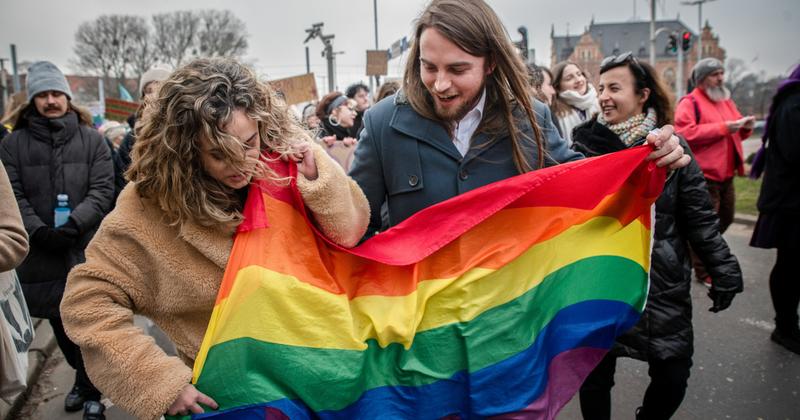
[682,0,716,62]
[649,0,656,65]
[304,23,339,93]
[0,58,8,115]
[305,47,310,74]
[10,44,20,93]
[372,0,380,88]
[676,32,684,99]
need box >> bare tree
[128,21,157,97]
[196,10,249,58]
[72,15,149,98]
[72,9,248,99]
[152,11,201,68]
[724,58,750,98]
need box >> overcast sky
[1,0,797,92]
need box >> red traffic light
[681,31,691,51]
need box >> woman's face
[305,114,321,129]
[558,64,588,95]
[540,72,556,105]
[200,109,261,190]
[597,66,649,125]
[333,100,357,128]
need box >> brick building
[550,19,726,94]
[2,69,139,113]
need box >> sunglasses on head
[600,51,646,77]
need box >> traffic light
[681,31,691,52]
[666,33,678,54]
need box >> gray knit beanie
[692,58,724,85]
[26,61,72,102]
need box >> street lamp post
[681,0,717,62]
[304,23,338,93]
[649,0,656,65]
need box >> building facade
[550,19,726,95]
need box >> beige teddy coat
[61,145,369,419]
[0,163,28,272]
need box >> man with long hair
[349,0,688,234]
[0,61,113,418]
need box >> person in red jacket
[675,58,755,285]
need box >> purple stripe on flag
[490,347,608,420]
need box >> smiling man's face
[419,27,490,122]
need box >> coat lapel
[462,131,495,165]
[389,105,463,162]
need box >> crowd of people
[0,0,797,419]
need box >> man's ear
[485,58,496,75]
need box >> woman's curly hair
[127,57,311,227]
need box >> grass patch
[734,175,761,215]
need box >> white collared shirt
[453,89,487,157]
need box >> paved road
[18,224,798,419]
[558,223,798,419]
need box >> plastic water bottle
[54,194,71,228]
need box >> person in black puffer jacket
[0,61,113,417]
[750,63,800,355]
[572,53,743,420]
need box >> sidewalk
[2,315,175,420]
[0,318,57,420]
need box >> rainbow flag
[186,146,664,419]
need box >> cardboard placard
[268,73,318,105]
[366,50,388,76]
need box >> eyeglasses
[600,51,646,78]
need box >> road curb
[1,318,58,420]
[734,213,757,227]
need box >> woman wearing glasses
[572,52,743,420]
[550,61,600,145]
[315,91,359,171]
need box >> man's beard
[431,84,485,123]
[704,85,730,102]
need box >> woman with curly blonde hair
[60,58,370,419]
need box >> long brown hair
[599,59,674,126]
[403,0,544,172]
[128,57,307,228]
[550,61,585,118]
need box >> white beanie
[139,66,172,97]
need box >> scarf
[598,108,657,146]
[557,86,601,144]
[558,85,600,112]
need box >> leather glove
[57,217,80,238]
[31,226,76,252]
[708,288,736,313]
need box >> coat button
[459,170,468,181]
[408,175,419,187]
